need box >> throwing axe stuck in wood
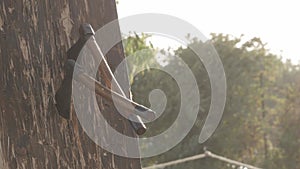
[55,24,156,135]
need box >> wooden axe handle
[85,37,156,121]
[72,64,155,121]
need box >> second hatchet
[55,24,156,135]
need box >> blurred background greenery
[123,33,300,169]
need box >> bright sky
[117,0,299,64]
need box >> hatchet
[55,24,155,135]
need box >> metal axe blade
[54,24,152,135]
[55,23,94,119]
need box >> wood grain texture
[0,0,140,168]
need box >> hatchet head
[54,24,147,135]
[55,23,95,119]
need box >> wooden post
[0,0,141,168]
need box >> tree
[0,0,141,168]
[128,33,299,168]
[277,63,300,169]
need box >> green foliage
[124,33,300,169]
[122,33,157,83]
